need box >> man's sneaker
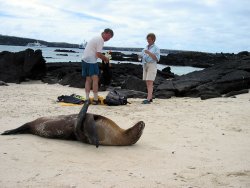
[92,100,99,105]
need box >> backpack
[105,90,128,106]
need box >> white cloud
[0,0,250,53]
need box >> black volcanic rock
[54,49,78,53]
[42,62,84,87]
[121,76,147,92]
[0,49,46,83]
[1,48,250,100]
[155,57,250,99]
[158,52,231,68]
[110,50,246,69]
[42,62,173,91]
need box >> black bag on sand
[105,90,128,106]
[57,94,84,104]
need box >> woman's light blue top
[141,44,160,64]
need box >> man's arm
[96,52,109,63]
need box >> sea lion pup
[1,100,145,147]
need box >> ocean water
[0,45,202,75]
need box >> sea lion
[1,100,145,147]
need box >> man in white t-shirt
[82,28,114,105]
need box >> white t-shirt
[82,36,104,64]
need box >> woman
[140,33,160,104]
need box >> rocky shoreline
[110,51,245,68]
[0,49,249,100]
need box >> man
[82,28,114,105]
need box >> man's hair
[103,28,114,37]
[146,33,156,41]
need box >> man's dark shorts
[81,61,99,78]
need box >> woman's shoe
[142,99,151,104]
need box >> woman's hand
[144,50,158,62]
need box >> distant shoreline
[0,34,197,54]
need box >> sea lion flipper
[1,123,30,135]
[85,115,99,148]
[74,100,90,141]
[74,100,99,148]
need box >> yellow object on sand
[59,102,82,106]
[59,96,105,106]
[89,96,105,105]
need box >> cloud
[0,0,250,53]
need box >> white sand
[0,81,250,188]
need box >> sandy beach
[0,81,250,188]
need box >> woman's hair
[146,33,156,41]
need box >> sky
[0,0,250,53]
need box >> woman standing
[140,33,160,104]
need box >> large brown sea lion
[1,100,145,147]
